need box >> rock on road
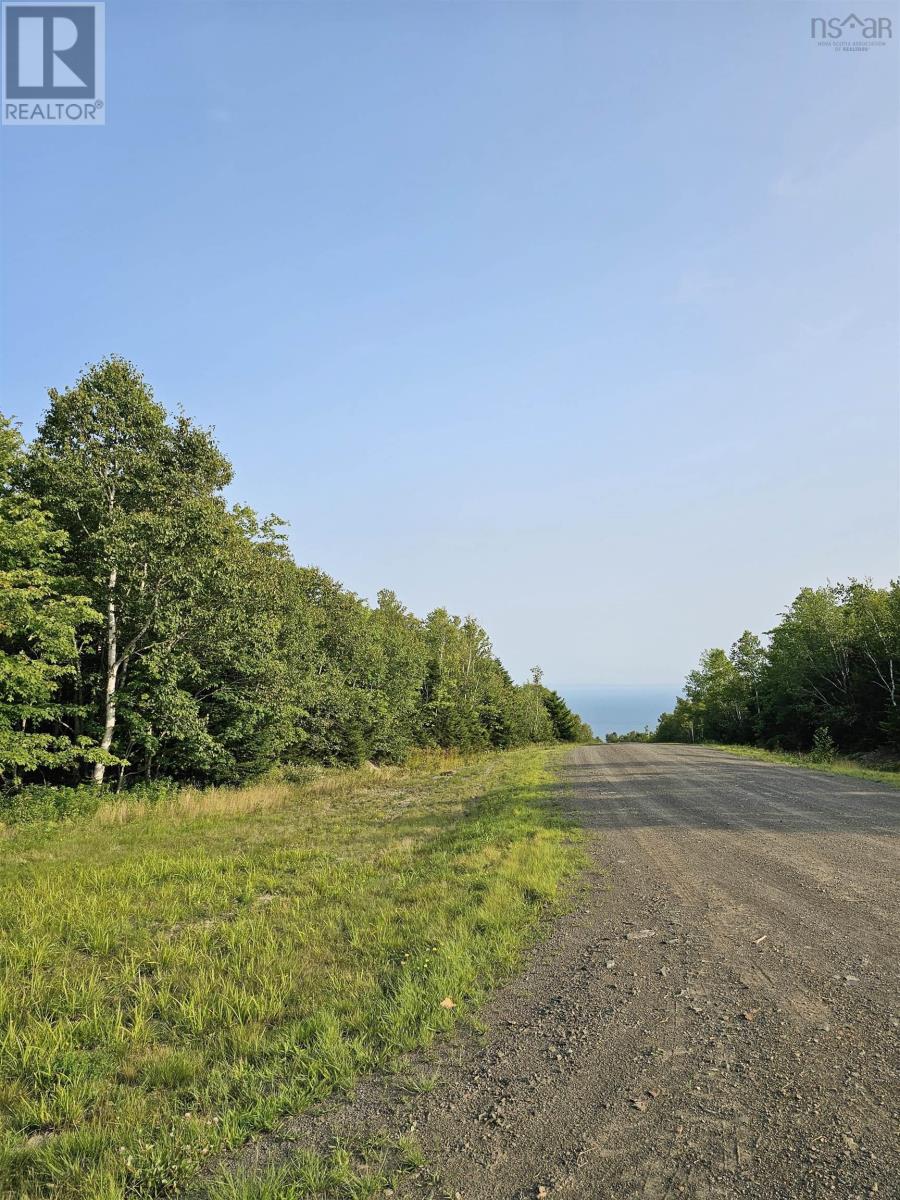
[267,744,900,1198]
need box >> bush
[810,726,837,763]
[0,784,102,824]
[121,778,182,806]
[0,777,183,824]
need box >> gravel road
[258,745,900,1199]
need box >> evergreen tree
[2,357,595,792]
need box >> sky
[1,0,898,689]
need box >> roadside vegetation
[0,356,591,813]
[0,358,592,1197]
[705,742,900,787]
[654,580,900,760]
[604,729,653,744]
[0,746,581,1199]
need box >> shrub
[810,726,837,763]
[0,784,102,824]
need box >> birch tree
[26,358,231,784]
[0,415,100,782]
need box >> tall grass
[0,748,579,1199]
[708,743,900,787]
[93,782,296,826]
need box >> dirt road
[267,745,900,1198]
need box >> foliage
[539,687,593,743]
[0,783,103,823]
[605,728,653,743]
[1,359,590,793]
[0,417,103,786]
[705,742,900,788]
[0,778,181,825]
[656,582,900,755]
[23,358,245,787]
[0,748,580,1199]
[809,725,837,763]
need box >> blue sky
[1,1,897,687]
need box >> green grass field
[0,748,581,1199]
[709,743,900,787]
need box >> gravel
[242,744,900,1199]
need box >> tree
[421,609,491,751]
[280,566,384,766]
[540,688,583,742]
[116,508,295,785]
[657,580,900,754]
[26,357,232,783]
[763,586,856,749]
[844,580,900,749]
[8,356,595,791]
[368,590,428,760]
[730,630,766,736]
[656,697,698,743]
[0,416,100,784]
[682,648,745,742]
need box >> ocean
[560,685,680,741]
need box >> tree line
[0,357,592,795]
[655,581,900,754]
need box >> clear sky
[1,1,897,688]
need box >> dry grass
[90,750,471,827]
[94,782,295,826]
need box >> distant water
[561,685,680,741]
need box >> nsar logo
[810,12,893,43]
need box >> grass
[204,1133,427,1200]
[0,747,580,1199]
[708,743,900,787]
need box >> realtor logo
[3,2,105,124]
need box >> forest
[0,356,591,807]
[655,580,900,755]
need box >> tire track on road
[239,745,900,1200]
